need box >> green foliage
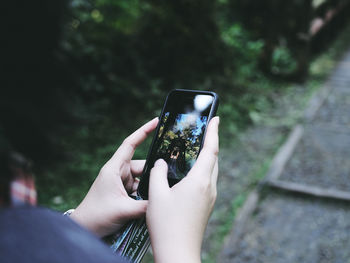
[271,45,298,75]
[221,24,264,80]
[225,0,313,79]
[29,0,350,220]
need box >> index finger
[189,116,219,177]
[111,118,158,164]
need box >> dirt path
[217,49,350,262]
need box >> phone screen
[138,90,218,199]
[156,111,208,182]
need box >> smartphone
[137,89,219,199]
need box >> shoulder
[0,206,125,263]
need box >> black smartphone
[137,89,219,199]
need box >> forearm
[152,242,201,263]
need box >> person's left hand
[70,118,158,237]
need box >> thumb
[149,159,169,199]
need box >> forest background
[2,0,350,239]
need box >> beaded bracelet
[63,209,75,216]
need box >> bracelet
[63,209,75,217]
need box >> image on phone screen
[155,111,207,180]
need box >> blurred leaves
[14,0,346,209]
[271,45,298,75]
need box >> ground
[217,36,350,263]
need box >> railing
[309,0,350,53]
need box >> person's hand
[146,116,219,263]
[70,118,158,237]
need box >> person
[168,146,181,179]
[0,1,219,262]
[0,116,219,263]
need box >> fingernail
[154,159,165,166]
[213,116,219,126]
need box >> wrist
[69,204,104,237]
[153,249,201,263]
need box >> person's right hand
[146,116,219,263]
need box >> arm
[147,117,219,263]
